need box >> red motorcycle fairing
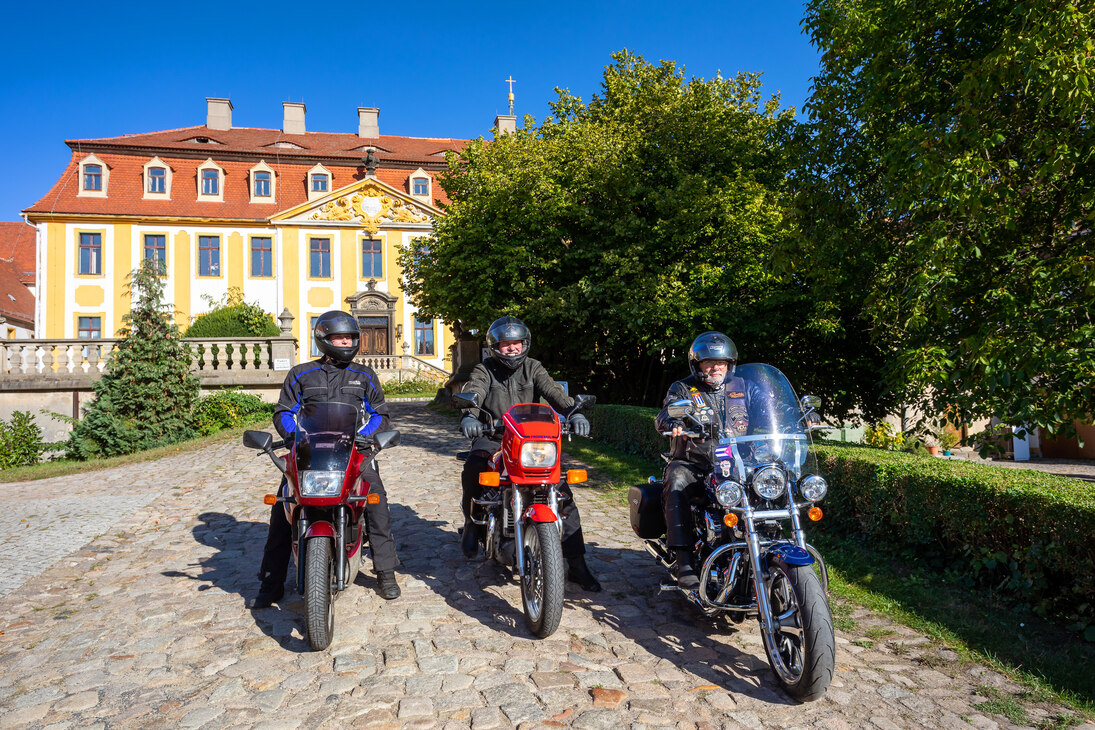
[524,504,559,523]
[304,521,337,539]
[501,403,562,484]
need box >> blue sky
[0,1,820,223]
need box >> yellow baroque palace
[22,99,475,369]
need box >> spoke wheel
[304,537,335,651]
[760,563,835,701]
[520,521,564,638]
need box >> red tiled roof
[0,258,34,327]
[25,125,466,220]
[0,222,35,285]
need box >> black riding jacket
[463,357,575,432]
[273,357,390,440]
[656,373,764,469]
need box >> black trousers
[460,449,587,558]
[258,461,397,589]
[663,460,707,548]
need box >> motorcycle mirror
[372,430,401,450]
[451,392,479,410]
[800,395,822,412]
[243,430,273,451]
[574,394,596,410]
[665,399,694,419]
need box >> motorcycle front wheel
[304,536,335,651]
[759,563,835,702]
[520,521,564,638]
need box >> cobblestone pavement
[0,404,1089,729]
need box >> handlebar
[660,430,702,438]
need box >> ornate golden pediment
[310,180,429,233]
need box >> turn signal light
[566,469,587,484]
[479,472,501,487]
[808,507,823,522]
[367,494,380,505]
[264,494,277,505]
[723,513,738,528]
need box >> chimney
[206,98,233,131]
[283,102,306,135]
[358,107,380,138]
[494,114,516,135]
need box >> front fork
[511,486,562,579]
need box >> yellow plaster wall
[174,231,191,329]
[46,223,66,337]
[112,223,132,335]
[74,286,105,307]
[227,232,244,291]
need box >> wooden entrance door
[357,316,389,355]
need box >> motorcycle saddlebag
[628,481,666,539]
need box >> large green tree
[401,51,890,413]
[66,259,200,459]
[794,0,1095,434]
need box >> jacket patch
[728,391,745,399]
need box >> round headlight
[715,480,744,508]
[520,441,558,468]
[799,475,828,502]
[753,465,787,500]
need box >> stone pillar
[273,308,297,370]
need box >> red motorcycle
[243,402,400,650]
[452,392,594,637]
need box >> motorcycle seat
[456,451,470,461]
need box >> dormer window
[142,157,172,200]
[254,171,271,197]
[408,168,431,200]
[78,154,109,197]
[248,161,276,204]
[307,163,334,201]
[148,168,166,193]
[84,165,102,190]
[196,158,225,202]
[201,169,219,195]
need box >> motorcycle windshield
[713,364,818,482]
[294,401,358,472]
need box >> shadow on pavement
[164,511,311,652]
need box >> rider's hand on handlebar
[460,414,483,439]
[569,413,590,437]
[664,418,686,437]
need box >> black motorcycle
[629,363,835,701]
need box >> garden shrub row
[586,404,1095,621]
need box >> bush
[0,411,47,469]
[584,402,1095,622]
[864,421,905,450]
[194,389,275,436]
[184,288,279,338]
[383,378,442,397]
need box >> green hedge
[184,304,280,338]
[587,404,1095,620]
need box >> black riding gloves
[569,413,590,437]
[460,414,483,439]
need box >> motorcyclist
[655,331,755,590]
[253,310,401,608]
[458,315,601,592]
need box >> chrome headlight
[799,475,828,502]
[753,465,787,500]
[300,470,344,497]
[715,480,744,508]
[520,441,557,468]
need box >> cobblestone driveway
[0,404,1087,729]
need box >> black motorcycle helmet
[313,310,360,364]
[485,315,531,371]
[688,331,738,383]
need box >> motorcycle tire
[759,563,835,702]
[304,536,335,651]
[519,521,565,639]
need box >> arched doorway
[345,282,397,357]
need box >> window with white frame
[197,159,225,201]
[307,163,333,201]
[201,169,219,195]
[142,157,172,199]
[78,155,109,197]
[148,168,166,193]
[408,168,431,199]
[249,161,276,203]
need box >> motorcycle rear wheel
[759,563,835,702]
[305,537,335,651]
[520,521,564,638]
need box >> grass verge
[0,418,271,484]
[564,434,1095,720]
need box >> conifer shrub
[184,288,279,338]
[66,260,200,459]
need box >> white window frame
[142,156,172,200]
[249,160,277,204]
[196,158,225,202]
[78,154,109,198]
